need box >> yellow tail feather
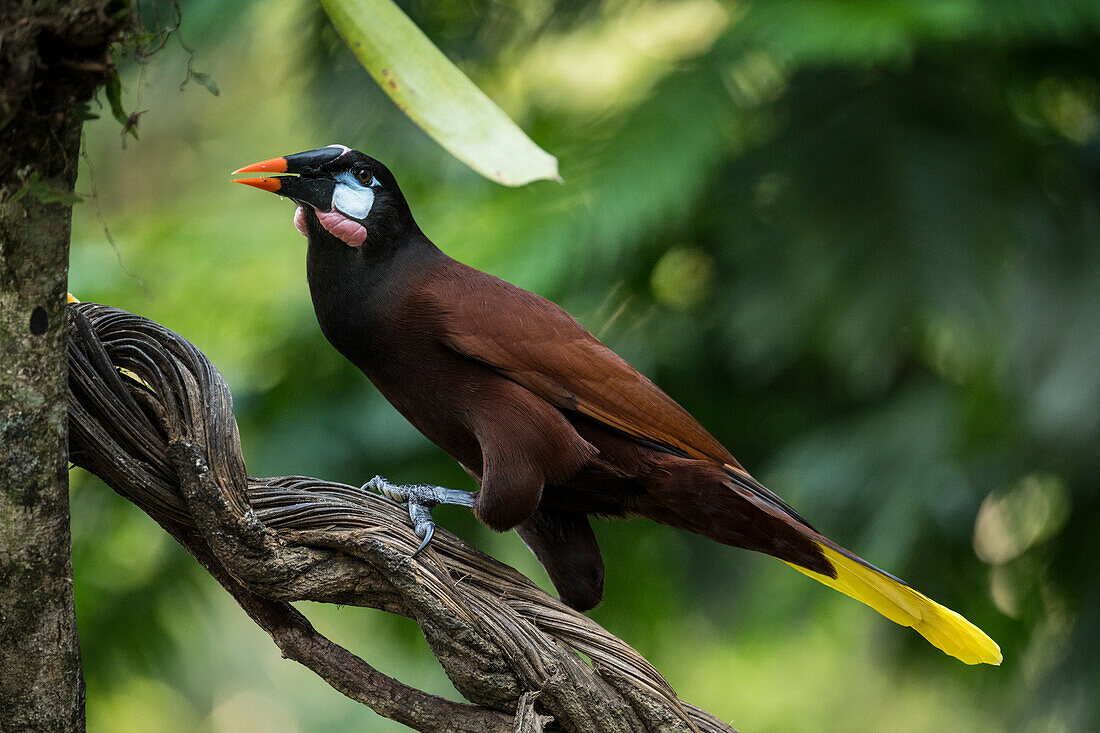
[785,543,1002,665]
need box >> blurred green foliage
[68,0,1100,730]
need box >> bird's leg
[363,475,476,557]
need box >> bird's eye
[355,168,374,186]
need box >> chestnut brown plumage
[234,146,1002,665]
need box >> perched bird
[234,145,1001,665]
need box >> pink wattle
[317,209,368,247]
[293,206,368,248]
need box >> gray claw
[409,500,436,558]
[411,517,435,558]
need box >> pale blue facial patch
[332,170,381,220]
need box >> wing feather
[424,263,739,468]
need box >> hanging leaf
[104,70,138,139]
[104,72,126,126]
[190,71,221,97]
[318,0,559,186]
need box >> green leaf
[190,71,220,97]
[104,72,127,126]
[12,170,84,206]
[35,187,85,206]
[318,0,559,186]
[8,174,32,205]
[104,71,138,139]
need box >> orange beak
[232,147,345,210]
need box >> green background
[68,1,1100,730]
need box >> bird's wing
[424,263,740,468]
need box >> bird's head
[233,145,416,249]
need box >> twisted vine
[67,302,734,733]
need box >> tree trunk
[0,3,130,730]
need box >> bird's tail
[785,538,1002,665]
[716,464,1001,665]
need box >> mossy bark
[0,2,130,730]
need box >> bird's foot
[363,476,476,557]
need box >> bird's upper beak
[233,146,349,211]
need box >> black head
[234,145,418,249]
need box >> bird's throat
[295,206,367,248]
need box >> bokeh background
[68,1,1100,730]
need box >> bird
[233,145,1001,665]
